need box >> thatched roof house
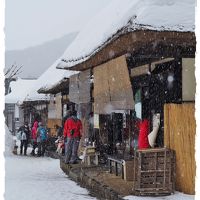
[57,0,195,71]
[56,0,196,195]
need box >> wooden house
[38,77,76,136]
[57,0,196,194]
[38,69,92,143]
[5,78,38,133]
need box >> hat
[71,110,77,116]
[66,110,72,116]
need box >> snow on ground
[124,193,194,200]
[5,153,195,200]
[5,125,95,200]
[4,125,195,200]
[5,155,96,200]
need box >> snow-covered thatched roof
[25,58,77,100]
[57,0,195,70]
[5,78,38,104]
[38,77,69,94]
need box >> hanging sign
[94,114,99,129]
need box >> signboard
[94,114,99,129]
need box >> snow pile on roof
[26,58,77,101]
[5,78,37,104]
[4,124,15,157]
[58,0,195,68]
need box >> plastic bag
[16,131,22,140]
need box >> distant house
[57,0,196,194]
[5,78,37,133]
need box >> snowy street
[4,126,195,200]
[5,152,195,200]
[5,154,96,200]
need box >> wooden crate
[133,148,175,196]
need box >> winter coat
[37,126,47,142]
[18,125,30,141]
[31,121,38,141]
[63,116,82,139]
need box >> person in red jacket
[31,120,38,156]
[63,110,82,164]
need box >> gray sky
[5,0,111,50]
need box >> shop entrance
[98,112,129,155]
[132,59,182,147]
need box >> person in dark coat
[18,122,30,155]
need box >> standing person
[37,122,48,156]
[18,122,30,155]
[62,110,72,154]
[31,120,38,156]
[63,110,82,164]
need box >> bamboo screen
[164,103,196,194]
[93,55,134,114]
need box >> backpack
[39,127,47,141]
[16,131,22,140]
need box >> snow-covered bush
[4,124,15,157]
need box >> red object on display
[138,119,150,149]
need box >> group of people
[17,109,82,164]
[17,120,48,157]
